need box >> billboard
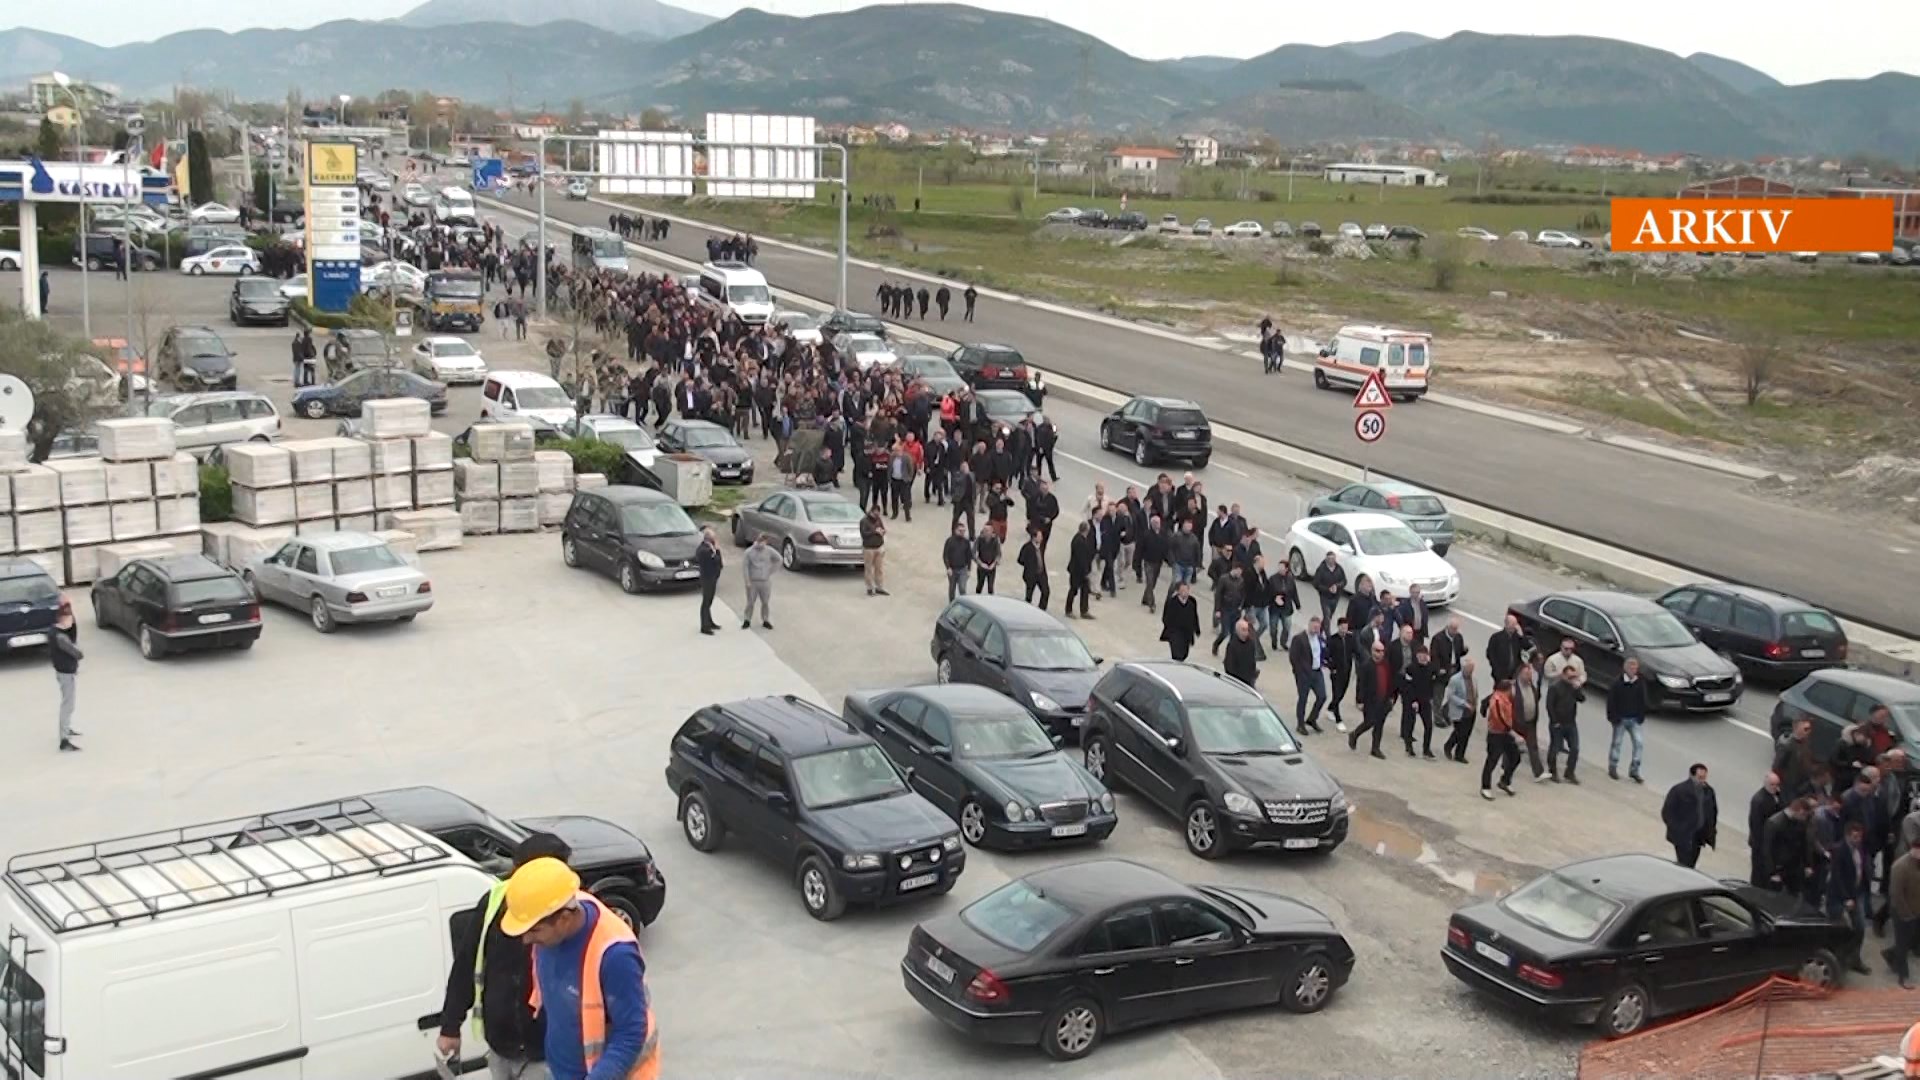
[304,140,360,312]
[307,141,358,187]
[594,131,694,197]
[705,114,817,199]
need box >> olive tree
[0,307,119,460]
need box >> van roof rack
[4,797,453,934]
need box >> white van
[1313,324,1433,400]
[696,261,774,325]
[479,370,577,428]
[0,799,496,1080]
[434,187,476,225]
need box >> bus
[572,228,628,274]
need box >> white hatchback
[1220,221,1265,238]
[181,246,260,276]
[1285,511,1459,606]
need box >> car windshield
[904,358,958,379]
[329,545,405,576]
[1395,495,1447,516]
[779,312,817,330]
[173,576,250,606]
[1008,631,1095,670]
[236,279,280,298]
[433,341,476,358]
[961,879,1078,953]
[515,386,572,410]
[618,502,698,537]
[1499,872,1623,941]
[846,335,887,354]
[182,338,230,361]
[1783,610,1842,636]
[791,744,907,809]
[596,426,656,451]
[678,427,736,449]
[953,712,1055,759]
[0,575,58,604]
[1617,611,1696,649]
[1189,704,1298,755]
[803,500,862,523]
[430,278,483,299]
[729,284,771,304]
[982,395,1029,419]
[1354,526,1427,557]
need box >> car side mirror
[984,652,1005,667]
[764,791,793,815]
[1164,735,1184,754]
[1090,654,1105,666]
[1424,538,1435,550]
[931,745,952,761]
[1050,733,1065,747]
[1599,635,1617,649]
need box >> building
[1677,175,1812,199]
[25,73,118,112]
[1105,146,1182,175]
[1322,162,1447,187]
[1175,134,1219,167]
[1827,182,1920,239]
[876,122,910,143]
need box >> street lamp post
[52,71,90,338]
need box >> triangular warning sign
[1352,371,1393,410]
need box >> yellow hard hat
[499,857,581,936]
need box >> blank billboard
[705,114,818,199]
[595,131,695,196]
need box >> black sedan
[359,785,665,927]
[931,595,1103,741]
[293,365,448,420]
[844,685,1115,850]
[1654,582,1848,683]
[904,859,1353,1060]
[1444,854,1850,1038]
[91,554,262,661]
[1509,590,1742,712]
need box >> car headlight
[1374,572,1401,588]
[633,550,666,570]
[1222,792,1260,817]
[841,852,881,871]
[1029,691,1062,712]
[1097,792,1115,813]
[941,835,961,853]
[1330,790,1349,814]
[1656,673,1690,689]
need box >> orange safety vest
[530,892,659,1080]
[1904,1020,1920,1078]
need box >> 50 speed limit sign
[1354,409,1386,443]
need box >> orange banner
[1610,197,1894,253]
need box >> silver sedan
[245,531,432,632]
[729,490,867,569]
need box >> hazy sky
[9,0,1915,85]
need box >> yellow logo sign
[307,142,358,187]
[44,105,79,128]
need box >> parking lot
[0,250,1814,1079]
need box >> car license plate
[198,613,232,625]
[1283,838,1319,850]
[9,633,48,647]
[1802,648,1826,658]
[1704,692,1732,703]
[674,569,699,580]
[1474,941,1512,967]
[833,535,856,548]
[924,955,956,983]
[900,872,938,891]
[1050,823,1088,838]
[377,586,406,598]
[1175,431,1196,439]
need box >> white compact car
[775,310,823,345]
[566,179,590,200]
[1220,221,1265,238]
[279,273,309,301]
[181,245,260,276]
[411,336,488,384]
[1457,226,1498,242]
[361,260,428,295]
[1535,230,1589,249]
[1338,222,1365,241]
[189,202,242,225]
[835,332,898,371]
[1285,511,1459,606]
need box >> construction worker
[500,857,657,1080]
[436,832,573,1080]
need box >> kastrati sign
[307,142,358,187]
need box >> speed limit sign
[1354,409,1386,443]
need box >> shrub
[198,464,233,522]
[1307,238,1335,256]
[290,294,394,331]
[1429,237,1464,292]
[1255,189,1278,203]
[548,436,627,476]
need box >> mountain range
[2,4,1913,159]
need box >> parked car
[1769,669,1920,755]
[1307,481,1455,556]
[478,370,574,427]
[1081,660,1350,858]
[948,343,1043,402]
[1362,224,1390,241]
[1535,230,1591,249]
[244,532,431,633]
[1387,225,1427,241]
[409,336,488,384]
[1191,218,1213,236]
[141,391,280,457]
[1443,854,1850,1038]
[1220,221,1265,239]
[775,310,824,346]
[445,417,564,451]
[181,245,260,276]
[0,247,19,270]
[0,557,62,652]
[665,694,966,921]
[189,202,242,225]
[1157,214,1180,234]
[358,785,665,928]
[1108,211,1147,231]
[897,352,968,398]
[655,418,754,484]
[294,366,447,420]
[566,179,590,200]
[1337,222,1364,241]
[905,860,1353,1060]
[321,328,394,380]
[562,413,661,485]
[833,331,898,370]
[154,326,238,391]
[560,485,704,593]
[1075,209,1111,229]
[1506,229,1530,242]
[1457,226,1499,242]
[1044,207,1084,224]
[820,310,888,338]
[360,259,428,296]
[279,273,309,301]
[931,595,1103,741]
[975,389,1044,437]
[844,684,1114,849]
[74,233,161,271]
[229,276,290,326]
[1299,221,1323,238]
[1654,584,1847,682]
[1851,251,1883,265]
[1270,221,1295,238]
[1098,395,1211,468]
[90,554,262,661]
[1508,591,1743,711]
[728,489,866,568]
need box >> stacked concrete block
[362,398,432,439]
[45,458,107,507]
[366,438,413,475]
[499,461,539,499]
[499,498,539,533]
[225,443,295,528]
[104,460,154,503]
[324,437,372,480]
[0,515,11,555]
[233,485,295,527]
[296,518,339,537]
[152,452,199,497]
[335,478,374,517]
[468,423,534,463]
[13,511,62,552]
[538,491,573,526]
[458,498,500,535]
[160,495,201,536]
[0,429,26,471]
[63,504,111,547]
[453,459,499,499]
[413,469,454,507]
[575,472,608,492]
[338,513,377,533]
[381,508,462,551]
[294,483,333,523]
[535,450,575,493]
[222,525,294,571]
[284,440,336,485]
[94,417,177,461]
[66,544,104,585]
[374,473,414,510]
[19,549,65,587]
[375,529,420,565]
[109,500,158,542]
[412,430,454,472]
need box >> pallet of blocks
[223,443,295,527]
[18,548,65,587]
[574,472,608,492]
[282,439,336,485]
[95,416,177,463]
[97,539,182,579]
[321,435,372,480]
[499,498,539,533]
[0,429,24,472]
[533,449,576,527]
[45,457,107,507]
[375,529,420,565]
[0,515,11,556]
[151,452,199,498]
[412,429,453,471]
[381,508,462,551]
[200,522,295,572]
[467,422,534,463]
[361,397,433,439]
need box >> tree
[1740,344,1782,406]
[36,118,62,160]
[252,166,271,214]
[639,108,673,132]
[186,129,214,205]
[0,307,119,461]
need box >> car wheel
[1279,951,1337,1013]
[188,264,204,275]
[781,539,798,570]
[302,398,328,420]
[0,258,15,270]
[619,561,642,595]
[562,535,580,568]
[797,856,845,922]
[679,789,723,852]
[958,799,988,846]
[1039,998,1103,1062]
[729,515,744,545]
[935,653,956,684]
[309,596,337,634]
[1288,548,1308,579]
[1082,735,1111,784]
[1194,454,1210,469]
[86,257,101,271]
[1598,982,1651,1038]
[1185,800,1225,860]
[1799,947,1841,989]
[137,623,163,661]
[1133,439,1151,467]
[1099,423,1112,451]
[598,890,644,930]
[1313,369,1330,389]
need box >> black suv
[665,695,965,921]
[1108,211,1148,231]
[229,276,291,326]
[74,233,162,271]
[1654,583,1848,683]
[560,486,704,593]
[0,557,62,653]
[931,595,1103,741]
[156,326,238,391]
[1099,395,1212,468]
[822,310,888,338]
[948,344,1043,403]
[1080,661,1348,859]
[90,554,262,661]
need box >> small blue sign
[473,158,507,192]
[312,260,361,313]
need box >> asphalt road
[478,184,1916,638]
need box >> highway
[484,185,1916,638]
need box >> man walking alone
[51,598,82,752]
[695,527,723,635]
[860,505,889,597]
[741,533,779,630]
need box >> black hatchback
[1099,396,1212,469]
[931,595,1104,740]
[1080,661,1349,859]
[0,557,62,653]
[90,554,262,660]
[1654,583,1848,683]
[948,344,1041,402]
[560,486,705,593]
[665,695,965,921]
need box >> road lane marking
[1212,463,1250,478]
[1059,450,1150,491]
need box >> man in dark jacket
[1033,415,1059,481]
[950,461,978,535]
[1098,506,1124,597]
[915,286,930,319]
[436,832,572,1075]
[1026,479,1060,548]
[1429,615,1468,728]
[1399,643,1437,758]
[973,527,1001,595]
[51,599,82,752]
[695,526,724,634]
[1326,616,1355,732]
[1018,528,1050,610]
[1137,515,1169,607]
[1290,617,1329,733]
[1661,764,1718,868]
[1749,772,1786,886]
[1312,552,1346,621]
[1064,522,1096,619]
[1762,798,1816,895]
[1397,585,1432,642]
[1349,640,1395,759]
[1162,581,1200,660]
[1486,613,1528,682]
[1607,656,1651,782]
[1167,519,1203,602]
[1545,662,1585,782]
[942,522,973,601]
[935,284,951,320]
[1773,717,1818,798]
[1223,617,1260,688]
[1828,820,1874,974]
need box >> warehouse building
[1323,163,1447,187]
